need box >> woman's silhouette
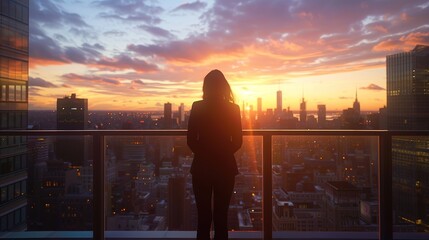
[187,69,243,240]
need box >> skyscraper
[353,89,360,115]
[57,93,88,130]
[299,97,307,124]
[276,90,282,115]
[317,104,326,128]
[56,94,88,166]
[0,0,29,231]
[178,103,185,125]
[257,97,262,118]
[163,102,172,128]
[387,45,429,231]
[387,45,429,130]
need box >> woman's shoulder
[192,100,239,110]
[191,100,204,108]
[227,102,240,110]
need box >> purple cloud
[30,0,90,28]
[94,0,163,24]
[92,54,159,72]
[127,39,244,62]
[360,84,386,91]
[138,25,175,39]
[29,77,58,88]
[62,73,121,85]
[172,1,207,12]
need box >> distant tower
[299,97,307,123]
[178,103,185,124]
[257,97,262,118]
[276,90,282,115]
[164,102,172,120]
[353,89,360,115]
[56,94,88,166]
[57,93,88,130]
[163,102,172,128]
[318,104,326,128]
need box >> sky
[29,0,429,111]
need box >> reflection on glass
[25,136,93,231]
[104,136,262,232]
[392,136,429,233]
[272,136,379,232]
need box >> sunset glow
[29,0,429,111]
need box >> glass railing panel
[104,135,263,236]
[271,135,379,234]
[0,135,93,236]
[392,136,429,236]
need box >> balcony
[0,130,428,240]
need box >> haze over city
[29,0,429,111]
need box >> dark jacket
[187,99,243,177]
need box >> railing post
[379,132,392,240]
[93,133,105,240]
[263,134,272,240]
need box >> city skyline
[28,0,429,111]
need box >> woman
[187,69,243,240]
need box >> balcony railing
[1,129,429,240]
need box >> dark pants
[192,173,235,240]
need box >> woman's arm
[187,102,200,154]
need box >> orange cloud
[373,32,429,52]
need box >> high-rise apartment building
[317,104,326,128]
[56,94,88,166]
[56,93,88,130]
[387,45,429,231]
[178,103,185,125]
[0,0,29,232]
[325,181,361,231]
[387,45,429,130]
[163,102,173,128]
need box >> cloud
[29,77,58,88]
[172,1,207,12]
[138,25,175,39]
[128,39,244,63]
[94,0,163,24]
[62,73,121,85]
[360,84,386,91]
[30,0,90,29]
[373,31,429,52]
[103,30,126,37]
[92,54,159,72]
[29,25,105,67]
[133,80,144,85]
[29,24,71,67]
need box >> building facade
[387,45,429,231]
[56,93,88,130]
[0,0,29,232]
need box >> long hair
[202,69,234,103]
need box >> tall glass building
[387,45,429,231]
[387,45,429,130]
[0,0,29,232]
